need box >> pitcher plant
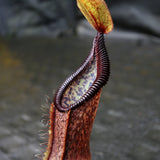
[37,0,113,159]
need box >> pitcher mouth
[54,32,110,112]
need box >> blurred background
[0,0,160,38]
[0,0,160,160]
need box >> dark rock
[0,0,76,37]
[0,126,11,138]
[9,144,40,160]
[146,125,160,143]
[110,3,160,37]
[0,150,10,160]
[0,0,160,37]
[0,136,26,153]
[129,143,159,160]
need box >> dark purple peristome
[54,32,110,112]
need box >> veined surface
[61,55,97,107]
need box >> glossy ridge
[54,32,110,112]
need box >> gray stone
[0,150,10,160]
[0,0,160,37]
[130,143,159,160]
[107,110,124,118]
[22,121,42,136]
[0,0,76,37]
[146,124,160,143]
[0,135,26,153]
[9,144,41,160]
[99,109,125,125]
[20,114,32,122]
[110,0,160,37]
[0,126,11,138]
[123,97,139,105]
